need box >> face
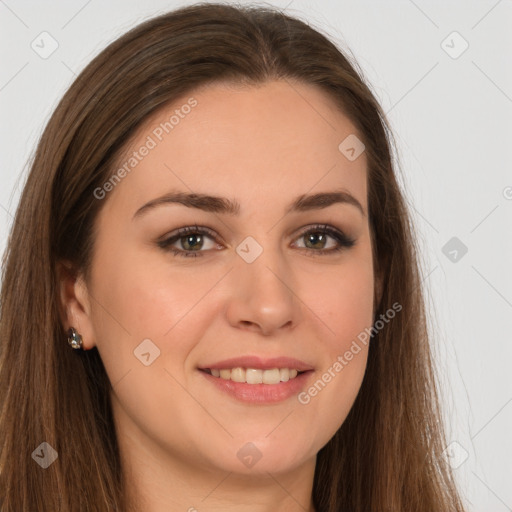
[63,80,377,478]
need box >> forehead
[101,79,367,219]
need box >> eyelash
[157,223,356,258]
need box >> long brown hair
[0,3,466,511]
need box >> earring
[67,327,83,350]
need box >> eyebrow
[132,188,366,219]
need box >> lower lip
[199,370,314,404]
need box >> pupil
[307,232,325,249]
[184,234,202,250]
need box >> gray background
[1,1,511,510]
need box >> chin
[215,440,314,476]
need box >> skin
[59,79,382,512]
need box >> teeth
[246,368,263,384]
[262,368,280,384]
[231,367,245,383]
[219,369,231,379]
[207,367,303,384]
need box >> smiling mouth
[200,367,308,385]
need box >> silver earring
[67,327,83,350]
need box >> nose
[224,241,299,336]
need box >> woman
[0,3,467,511]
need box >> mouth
[197,366,314,404]
[199,367,307,384]
[197,355,315,403]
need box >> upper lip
[199,356,314,372]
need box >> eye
[293,224,356,256]
[157,225,219,258]
[157,223,356,258]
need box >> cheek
[312,250,375,353]
[87,249,201,444]
[91,243,202,337]
[298,246,374,422]
[88,241,223,395]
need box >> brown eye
[157,225,219,258]
[157,223,356,258]
[293,224,356,256]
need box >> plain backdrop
[1,1,511,510]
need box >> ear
[56,260,97,350]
